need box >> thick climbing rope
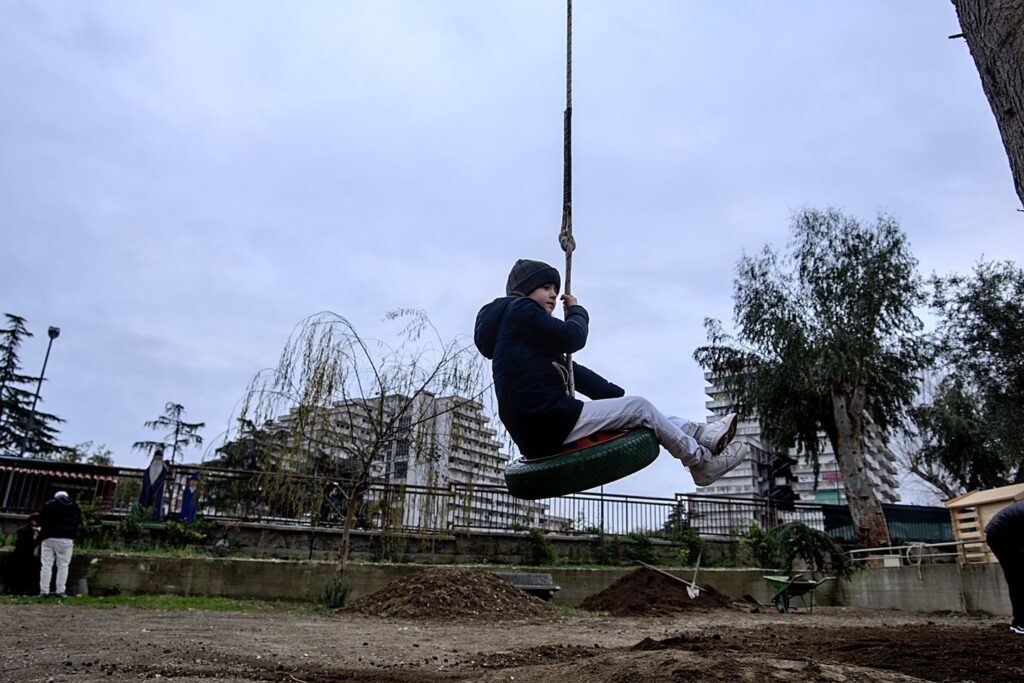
[559,0,577,396]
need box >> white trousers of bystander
[563,395,703,466]
[39,537,75,596]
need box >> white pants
[39,537,74,596]
[564,395,702,466]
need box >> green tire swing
[505,429,660,500]
[504,0,660,500]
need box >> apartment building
[278,393,546,529]
[702,373,900,505]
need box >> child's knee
[626,395,656,415]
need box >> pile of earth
[581,566,736,616]
[344,567,559,620]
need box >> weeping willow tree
[233,310,486,588]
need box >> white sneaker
[690,441,749,486]
[694,413,738,454]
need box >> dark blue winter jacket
[474,296,625,457]
[985,500,1024,545]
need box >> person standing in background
[179,471,200,522]
[139,448,169,520]
[985,500,1024,636]
[37,491,81,598]
[5,512,40,594]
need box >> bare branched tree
[234,310,487,590]
[892,431,962,503]
[892,373,963,503]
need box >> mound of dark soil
[344,567,559,621]
[581,567,735,616]
[627,622,1024,683]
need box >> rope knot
[559,207,575,254]
[559,231,576,254]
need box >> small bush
[163,519,214,548]
[321,580,351,609]
[771,522,851,579]
[591,532,622,565]
[115,507,151,546]
[525,529,556,566]
[624,533,658,565]
[741,522,850,579]
[77,503,106,545]
[740,523,776,568]
[675,527,704,566]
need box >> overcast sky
[2,2,1020,501]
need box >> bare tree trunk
[952,0,1024,208]
[831,388,892,548]
[334,489,361,586]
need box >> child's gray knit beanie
[506,259,561,296]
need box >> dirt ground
[3,568,1022,682]
[3,603,1022,682]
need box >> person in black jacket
[37,491,82,598]
[474,259,746,486]
[4,513,40,595]
[985,500,1024,635]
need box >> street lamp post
[18,326,60,458]
[3,326,59,510]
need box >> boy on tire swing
[475,258,747,486]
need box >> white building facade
[701,373,900,505]
[280,393,547,531]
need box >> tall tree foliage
[235,310,485,591]
[37,441,115,466]
[694,208,925,548]
[910,261,1024,490]
[201,421,312,521]
[952,0,1024,208]
[132,402,205,463]
[208,420,284,471]
[0,314,64,455]
[206,422,371,528]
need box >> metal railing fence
[847,539,983,567]
[2,462,952,543]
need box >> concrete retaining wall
[1,549,805,605]
[840,563,1010,616]
[4,550,1009,616]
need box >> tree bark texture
[831,388,892,548]
[335,493,360,586]
[953,0,1024,208]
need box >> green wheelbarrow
[763,574,835,613]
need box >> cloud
[2,1,1021,506]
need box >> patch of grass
[0,593,324,614]
[79,546,215,558]
[320,579,351,609]
[553,605,596,618]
